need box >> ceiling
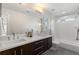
[2,3,79,17]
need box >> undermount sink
[0,39,26,47]
[12,39,26,43]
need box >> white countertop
[0,35,52,52]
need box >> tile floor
[42,44,79,55]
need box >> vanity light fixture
[17,3,26,7]
[34,4,45,13]
[18,3,26,5]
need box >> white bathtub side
[59,40,79,53]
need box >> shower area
[54,14,79,53]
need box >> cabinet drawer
[33,40,45,45]
[32,45,45,55]
[32,39,48,49]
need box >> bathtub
[53,39,79,54]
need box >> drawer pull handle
[21,48,22,55]
[34,45,44,51]
[37,50,44,55]
[34,41,43,45]
[14,50,16,55]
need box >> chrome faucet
[8,36,10,40]
[12,33,15,39]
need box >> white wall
[54,15,79,41]
[51,17,55,34]
[2,7,41,34]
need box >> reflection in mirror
[0,16,8,36]
[40,15,51,35]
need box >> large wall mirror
[0,3,52,36]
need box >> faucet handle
[12,33,15,36]
[8,36,10,40]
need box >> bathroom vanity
[0,35,52,55]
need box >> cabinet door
[0,49,15,55]
[32,45,45,55]
[22,44,32,55]
[15,47,21,55]
[31,39,48,55]
[47,37,52,48]
[31,40,45,49]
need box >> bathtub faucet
[76,29,79,40]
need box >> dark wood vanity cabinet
[0,47,22,55]
[21,44,32,55]
[47,37,52,48]
[0,37,52,55]
[0,49,15,55]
